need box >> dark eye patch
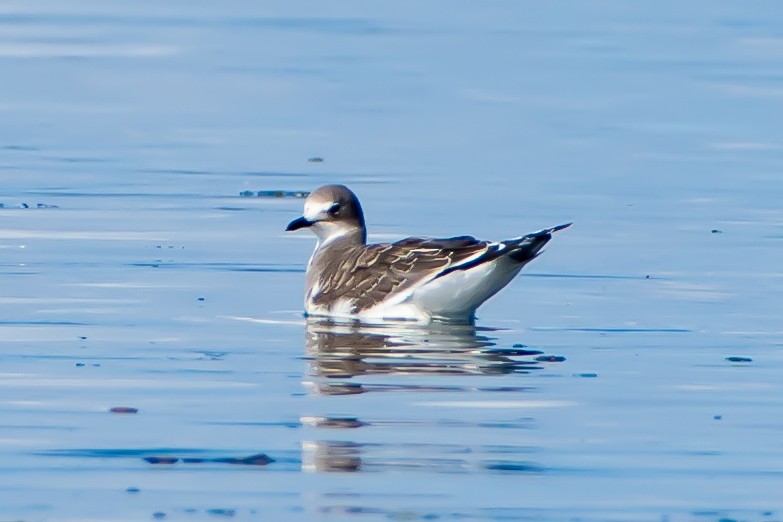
[328,203,341,215]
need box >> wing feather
[310,236,491,311]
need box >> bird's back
[304,229,564,322]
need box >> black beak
[285,216,313,232]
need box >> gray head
[285,184,367,245]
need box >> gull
[286,184,570,324]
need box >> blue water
[1,1,783,520]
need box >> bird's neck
[306,226,363,272]
[314,225,365,250]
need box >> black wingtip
[527,222,572,239]
[506,222,571,263]
[548,222,573,233]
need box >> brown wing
[311,236,491,311]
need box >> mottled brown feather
[309,236,491,311]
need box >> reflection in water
[302,441,363,473]
[303,319,545,393]
[301,439,544,474]
[301,320,559,475]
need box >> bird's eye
[328,203,341,215]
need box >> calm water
[2,1,783,521]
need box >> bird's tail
[507,222,572,263]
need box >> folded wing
[310,236,492,311]
[309,223,571,314]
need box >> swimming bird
[286,184,570,324]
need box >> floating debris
[483,461,545,473]
[301,416,367,429]
[487,347,542,357]
[144,453,274,466]
[713,415,722,420]
[711,229,723,234]
[725,356,752,363]
[144,456,179,465]
[573,372,598,378]
[308,157,324,163]
[311,382,364,395]
[1,144,38,151]
[0,202,59,209]
[197,296,205,301]
[206,508,236,517]
[535,355,566,362]
[152,512,167,519]
[199,351,225,361]
[110,406,139,414]
[126,487,140,494]
[213,453,274,466]
[239,190,309,198]
[76,363,85,367]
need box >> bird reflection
[303,319,544,394]
[300,320,553,474]
[301,438,543,474]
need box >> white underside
[305,256,524,324]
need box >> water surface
[1,1,783,521]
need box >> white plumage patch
[330,298,357,317]
[355,255,522,323]
[360,301,429,322]
[409,256,522,322]
[303,199,336,221]
[308,280,321,300]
